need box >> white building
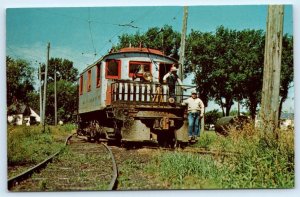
[7,103,40,125]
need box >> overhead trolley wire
[88,8,97,59]
[15,7,177,67]
[96,7,160,56]
[7,46,43,63]
[33,9,119,26]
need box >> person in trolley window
[163,66,186,98]
[182,90,205,141]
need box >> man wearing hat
[163,66,186,98]
[182,90,205,141]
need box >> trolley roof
[81,47,178,74]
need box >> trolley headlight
[143,72,153,82]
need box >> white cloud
[7,42,97,73]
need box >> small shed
[280,112,294,129]
[7,103,40,125]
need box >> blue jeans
[169,85,176,98]
[188,112,200,137]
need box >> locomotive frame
[77,47,191,147]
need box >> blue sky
[6,5,293,71]
[5,4,294,112]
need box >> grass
[145,124,294,189]
[146,152,222,189]
[8,123,294,189]
[7,124,75,167]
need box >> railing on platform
[111,80,195,105]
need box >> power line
[95,8,163,56]
[33,9,119,26]
[117,23,139,28]
[7,46,42,63]
[32,7,159,59]
[11,7,179,69]
[88,8,97,58]
[97,27,127,56]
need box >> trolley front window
[106,59,121,79]
[129,61,151,77]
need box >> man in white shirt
[163,66,186,98]
[182,90,205,141]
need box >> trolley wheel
[177,142,188,149]
[87,136,92,142]
[157,130,176,148]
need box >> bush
[205,109,222,125]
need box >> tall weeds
[215,123,294,188]
[151,124,294,189]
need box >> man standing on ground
[182,90,205,142]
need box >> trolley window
[87,70,92,92]
[106,59,121,79]
[96,63,101,88]
[79,75,83,95]
[129,61,151,77]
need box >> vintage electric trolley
[77,47,190,147]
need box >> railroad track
[8,134,118,191]
[8,133,237,191]
[119,143,239,157]
[161,146,239,156]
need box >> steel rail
[101,142,118,190]
[8,133,75,190]
[138,146,240,156]
[179,147,240,156]
[67,135,118,190]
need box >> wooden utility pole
[54,63,57,126]
[177,6,188,102]
[39,63,42,124]
[238,100,240,116]
[42,42,50,127]
[260,5,284,133]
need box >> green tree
[115,25,181,59]
[26,90,40,113]
[205,109,222,125]
[42,58,78,83]
[45,80,77,124]
[185,30,215,108]
[187,27,293,120]
[186,27,243,116]
[6,56,35,106]
[236,29,265,119]
[278,34,293,122]
[41,58,78,124]
[186,27,267,119]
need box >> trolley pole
[42,42,50,128]
[260,5,284,134]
